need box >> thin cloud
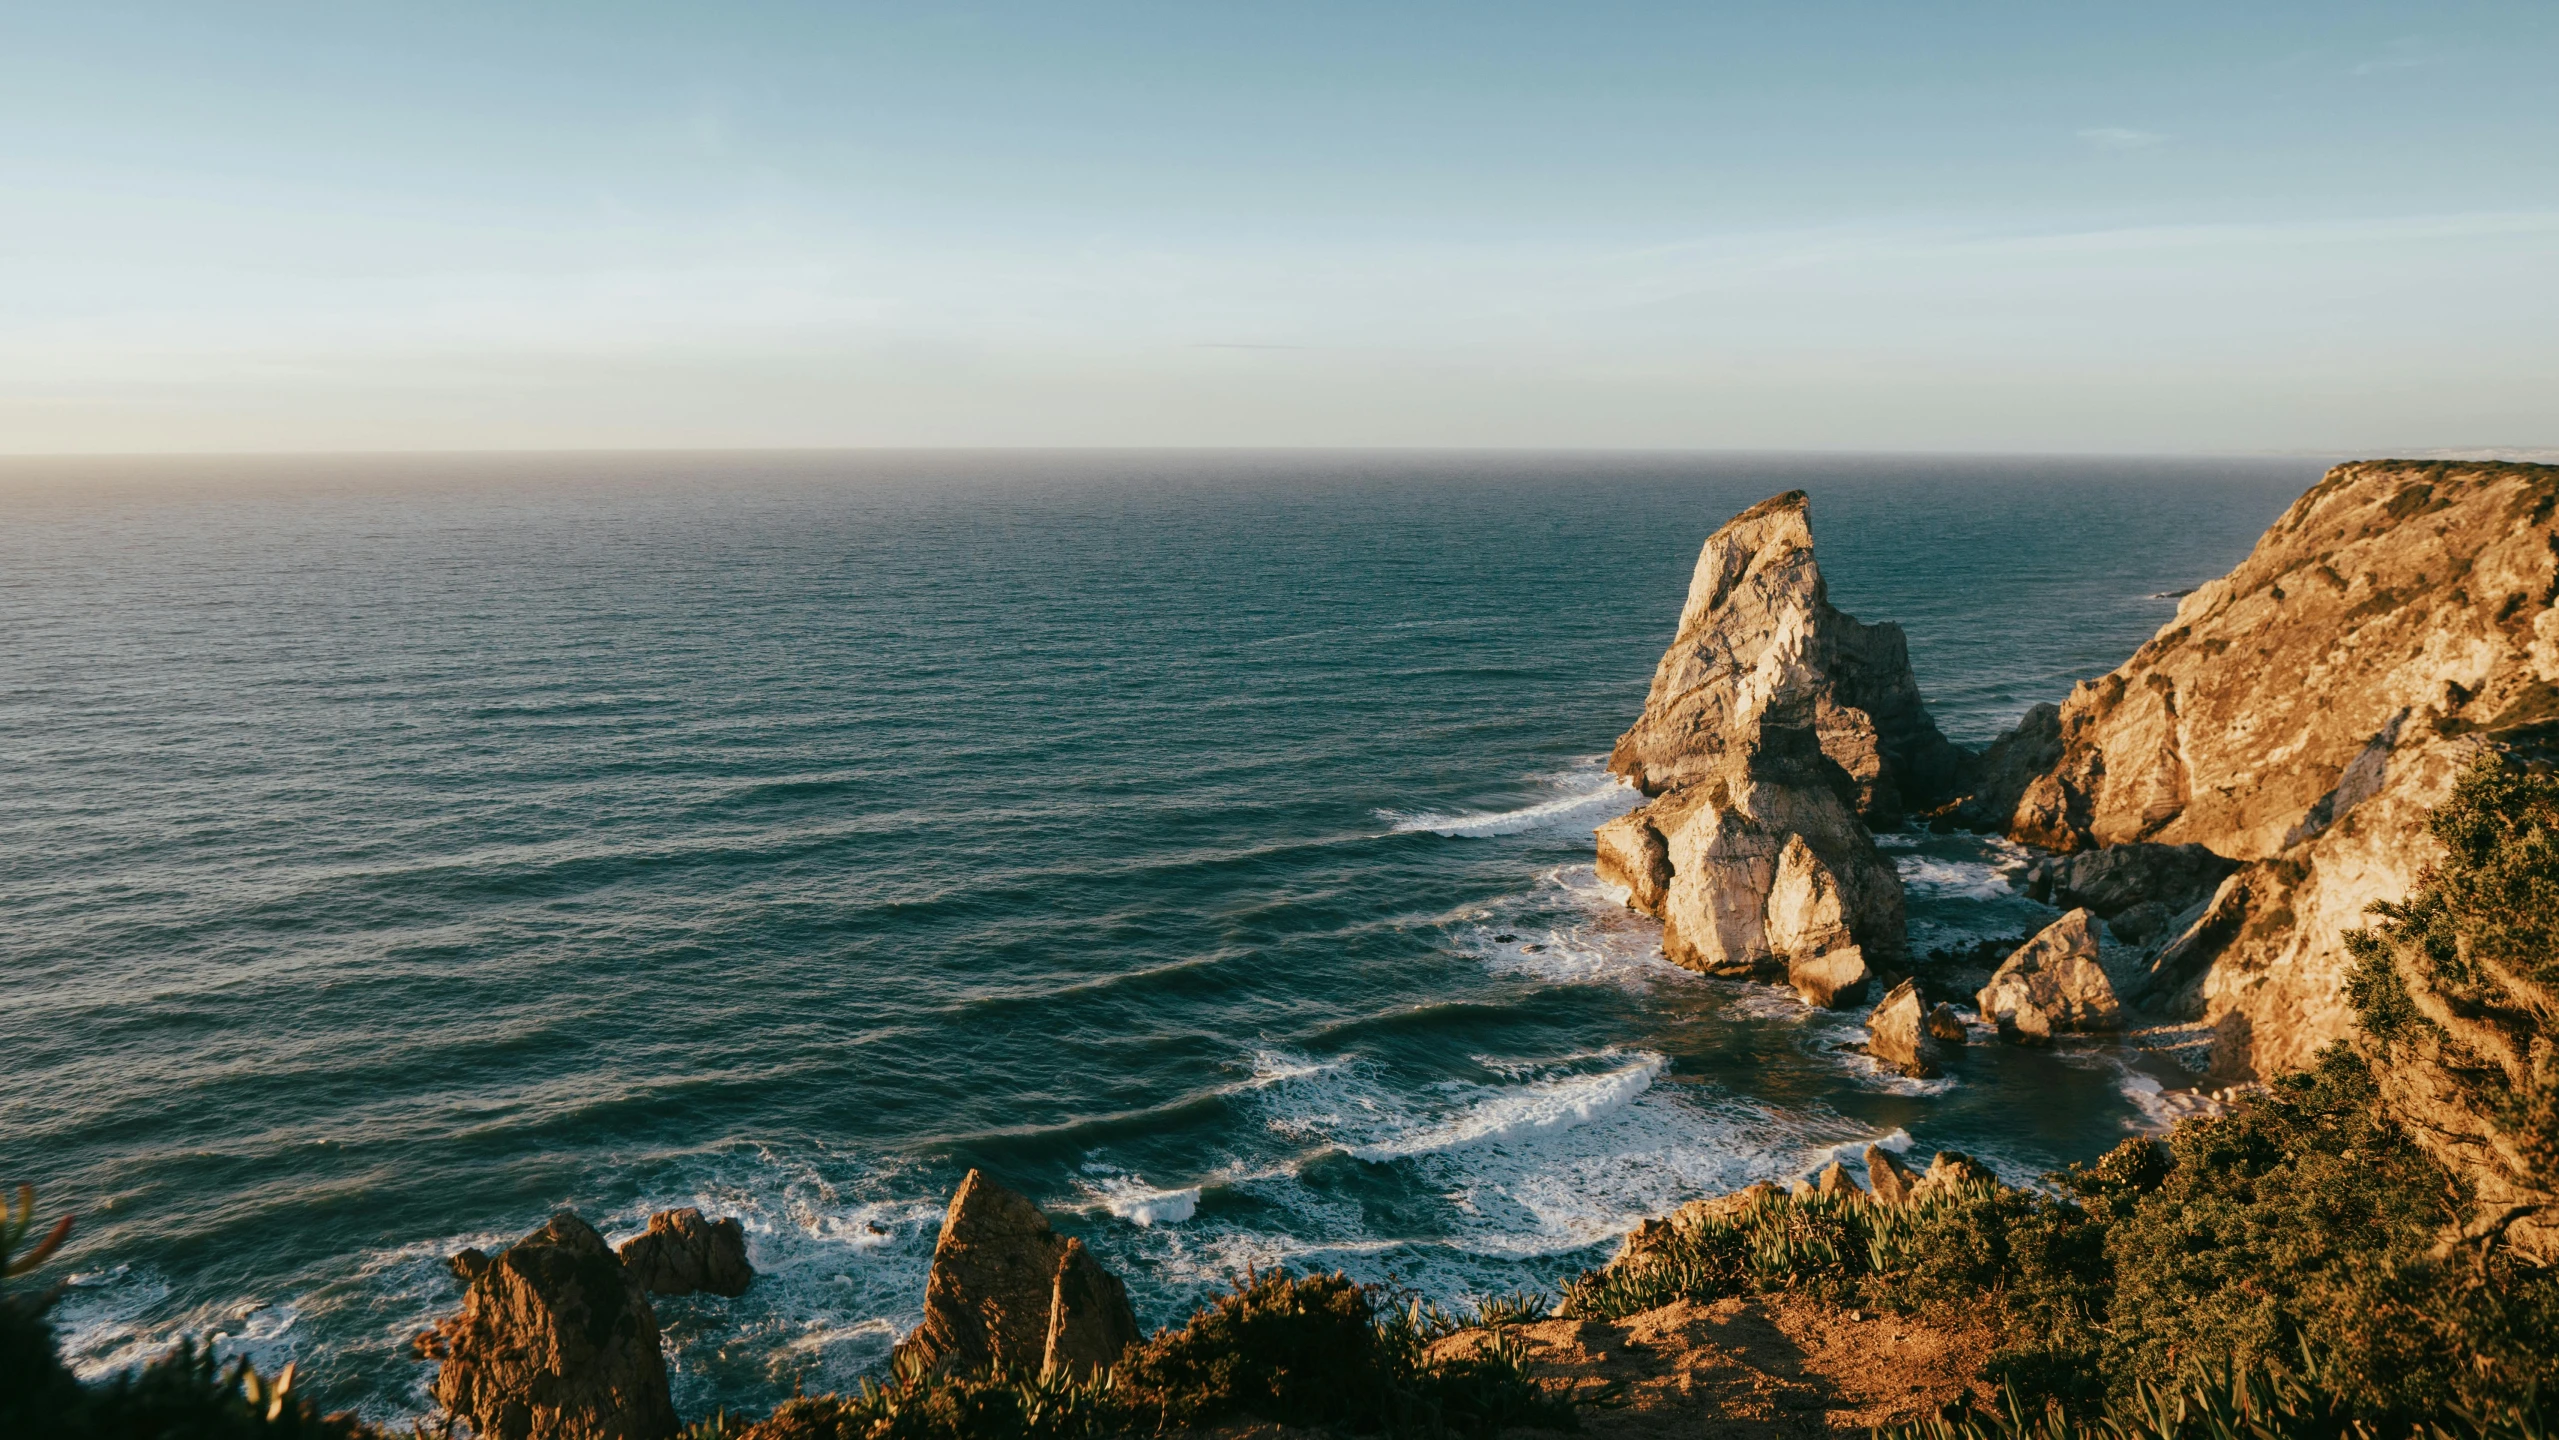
[2078,127,2167,151]
[2350,38,2435,76]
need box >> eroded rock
[892,1170,1139,1383]
[1866,978,1943,1078]
[1601,493,1938,984]
[426,1213,677,1440]
[1977,909,2126,1040]
[2021,843,2238,920]
[1042,1238,1141,1381]
[1865,1146,1920,1205]
[1909,1151,1997,1201]
[617,1208,753,1299]
[1957,459,2559,1077]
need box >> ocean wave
[1454,866,1681,988]
[1344,1053,1666,1162]
[1381,763,1638,839]
[1074,1176,1202,1232]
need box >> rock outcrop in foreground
[617,1207,754,1298]
[891,1170,1140,1383]
[1599,492,1959,1001]
[1956,460,2559,1080]
[423,1213,678,1440]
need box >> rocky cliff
[1956,460,2559,1080]
[1598,492,1961,1004]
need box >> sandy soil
[1425,1293,1998,1439]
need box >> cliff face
[1961,460,2559,1079]
[1599,492,1957,998]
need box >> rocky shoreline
[18,459,2555,1438]
[1592,460,2559,1262]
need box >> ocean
[0,450,2319,1422]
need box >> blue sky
[4,2,2553,452]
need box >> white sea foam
[1083,1176,1202,1227]
[1344,1053,1666,1162]
[2111,1067,2229,1132]
[1382,762,1639,839]
[1458,866,1684,988]
[1896,854,2020,902]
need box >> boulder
[1041,1238,1141,1381]
[617,1208,753,1298]
[1593,811,1673,911]
[1814,1161,1861,1198]
[1908,1151,1997,1201]
[426,1213,677,1440]
[1609,1183,1780,1270]
[1789,949,1871,1009]
[1770,835,1872,1007]
[1865,979,1942,1078]
[1978,910,2126,1040]
[1924,1003,1970,1043]
[1864,1146,1920,1206]
[892,1171,1138,1382]
[1600,493,1939,982]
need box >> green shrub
[719,1269,1577,1440]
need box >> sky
[3,1,2554,454]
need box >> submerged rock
[617,1207,753,1298]
[893,1170,1139,1383]
[426,1212,677,1440]
[1600,493,1949,984]
[1977,909,2127,1040]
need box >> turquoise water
[0,451,2317,1422]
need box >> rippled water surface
[0,451,2318,1420]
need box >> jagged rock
[1593,810,1673,911]
[617,1208,753,1298]
[1611,491,1964,824]
[426,1213,677,1440]
[1978,909,2126,1040]
[451,1248,492,1283]
[1600,493,1935,981]
[1909,1151,1996,1201]
[2022,843,2238,920]
[1770,834,1872,1007]
[1958,460,2559,1077]
[892,1171,1138,1382]
[1865,979,1942,1078]
[1041,1238,1141,1381]
[1609,1183,1781,1270]
[1924,1003,1969,1043]
[1814,1161,1860,1198]
[1865,1147,1920,1205]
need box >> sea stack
[892,1170,1140,1383]
[1597,491,1959,991]
[422,1212,679,1440]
